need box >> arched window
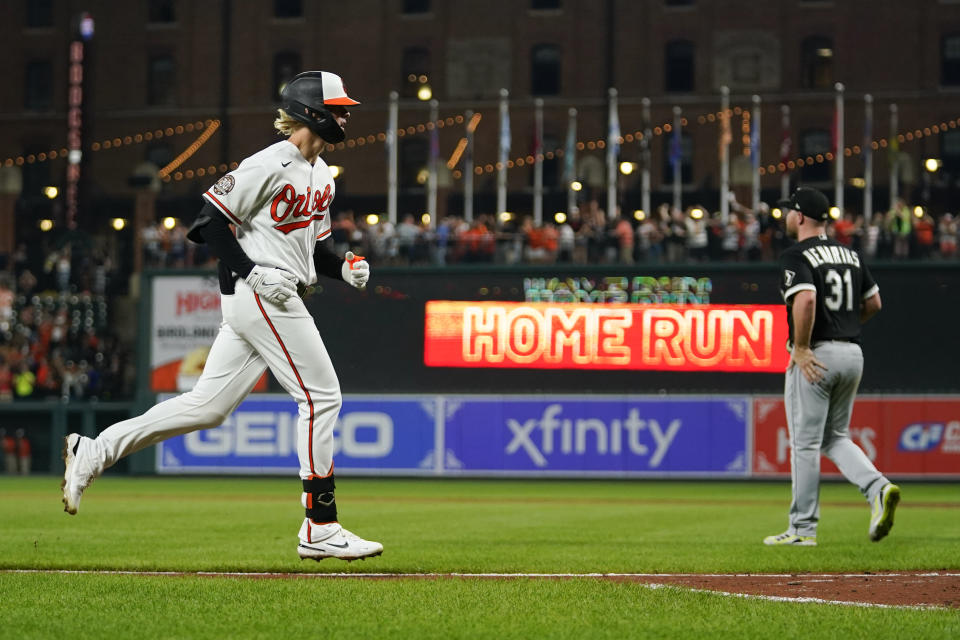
[801,36,833,89]
[664,40,695,92]
[531,44,561,96]
[402,47,431,98]
[273,51,301,102]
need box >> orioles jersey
[779,234,879,345]
[202,140,335,285]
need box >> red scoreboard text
[424,301,790,372]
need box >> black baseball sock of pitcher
[302,475,337,523]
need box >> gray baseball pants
[784,341,888,537]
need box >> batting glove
[245,265,298,304]
[342,251,369,290]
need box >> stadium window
[941,34,960,86]
[24,59,53,111]
[402,0,431,14]
[662,132,694,184]
[400,138,428,189]
[664,0,695,6]
[801,36,833,89]
[147,54,176,106]
[147,0,176,23]
[800,130,831,182]
[25,0,53,27]
[401,47,431,99]
[273,51,301,102]
[531,44,561,96]
[531,0,561,9]
[664,40,695,92]
[274,0,302,18]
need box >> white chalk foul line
[1,569,955,610]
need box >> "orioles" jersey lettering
[270,183,333,234]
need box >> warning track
[4,570,957,609]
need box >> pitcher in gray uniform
[764,187,900,547]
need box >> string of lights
[1,119,214,168]
[157,119,221,178]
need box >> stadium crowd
[0,243,133,403]
[140,197,960,269]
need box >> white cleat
[298,524,383,562]
[61,434,98,515]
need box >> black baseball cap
[776,187,831,220]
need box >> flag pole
[387,91,398,225]
[889,103,899,207]
[464,108,474,223]
[497,88,509,223]
[533,98,544,226]
[834,82,845,212]
[780,104,790,200]
[672,105,682,212]
[566,107,577,217]
[751,94,761,212]
[864,94,874,224]
[641,97,651,221]
[427,98,438,229]
[606,87,619,220]
[720,86,730,223]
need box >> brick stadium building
[3,0,960,260]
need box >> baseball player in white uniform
[61,71,383,562]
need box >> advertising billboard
[442,396,750,476]
[157,395,438,475]
[753,396,960,477]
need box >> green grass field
[1,476,958,639]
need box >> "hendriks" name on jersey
[802,244,861,269]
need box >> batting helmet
[281,71,360,144]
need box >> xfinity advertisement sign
[157,394,749,477]
[443,396,749,476]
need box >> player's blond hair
[273,109,305,137]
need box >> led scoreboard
[424,301,789,372]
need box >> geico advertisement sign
[443,397,750,475]
[181,411,393,458]
[424,301,789,372]
[753,396,960,476]
[156,396,435,473]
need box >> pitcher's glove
[245,265,298,304]
[341,251,369,290]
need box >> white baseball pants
[784,341,888,537]
[88,278,340,479]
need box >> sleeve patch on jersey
[212,174,235,196]
[783,270,796,287]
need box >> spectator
[0,361,12,402]
[685,207,709,262]
[395,214,422,262]
[15,428,30,475]
[664,207,687,263]
[938,213,957,258]
[13,362,35,400]
[888,198,913,258]
[1,428,15,474]
[833,211,856,247]
[614,215,635,264]
[914,213,936,259]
